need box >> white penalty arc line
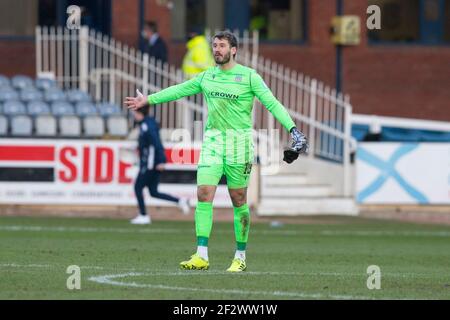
[0,263,439,279]
[87,272,377,300]
[0,263,422,300]
[1,225,450,237]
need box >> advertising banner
[0,139,234,207]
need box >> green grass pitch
[0,215,449,299]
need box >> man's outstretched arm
[125,72,205,110]
[250,72,309,163]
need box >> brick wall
[252,0,450,122]
[344,0,450,121]
[0,41,36,77]
[111,0,139,47]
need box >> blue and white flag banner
[356,143,450,204]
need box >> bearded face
[212,38,236,65]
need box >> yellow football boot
[179,253,209,270]
[226,258,247,272]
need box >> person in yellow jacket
[182,29,215,79]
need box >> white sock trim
[234,250,246,261]
[197,246,208,261]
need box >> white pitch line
[0,263,52,268]
[87,272,377,300]
[1,225,449,237]
[1,262,443,280]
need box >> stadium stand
[0,75,10,87]
[11,75,33,90]
[75,102,98,117]
[0,75,130,138]
[3,100,27,116]
[106,115,129,138]
[10,115,32,136]
[59,115,82,137]
[21,88,44,102]
[97,102,122,117]
[51,101,75,117]
[0,88,19,101]
[83,115,105,138]
[44,88,66,103]
[0,114,7,136]
[27,101,51,117]
[35,115,57,137]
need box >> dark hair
[136,104,149,116]
[213,31,238,58]
[145,21,158,33]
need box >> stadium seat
[11,75,33,90]
[3,100,26,116]
[106,115,129,137]
[0,88,19,102]
[44,88,66,102]
[59,115,81,137]
[51,101,75,117]
[0,75,10,88]
[20,89,44,102]
[35,78,57,90]
[27,101,51,117]
[35,115,57,137]
[75,101,98,117]
[0,115,8,136]
[10,115,32,136]
[83,115,105,137]
[97,102,122,117]
[66,89,92,103]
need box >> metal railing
[36,26,354,196]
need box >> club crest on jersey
[234,75,242,82]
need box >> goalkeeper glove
[283,127,309,164]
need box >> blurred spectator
[141,21,168,64]
[182,27,215,79]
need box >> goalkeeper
[125,31,308,272]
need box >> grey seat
[3,100,26,116]
[0,88,19,102]
[97,102,122,117]
[107,115,129,137]
[45,88,66,102]
[35,115,57,137]
[0,75,10,88]
[59,115,81,137]
[83,115,105,137]
[51,101,75,117]
[0,115,8,136]
[75,101,98,117]
[11,115,32,136]
[27,101,51,116]
[21,89,44,102]
[35,78,57,90]
[11,75,33,90]
[66,89,91,103]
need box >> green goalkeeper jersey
[147,63,296,133]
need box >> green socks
[195,201,213,246]
[233,204,250,250]
[195,202,250,252]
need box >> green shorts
[197,130,254,189]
